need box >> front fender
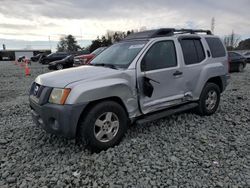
[65,78,139,118]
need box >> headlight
[49,88,71,104]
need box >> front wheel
[196,83,220,116]
[77,101,128,151]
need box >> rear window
[205,38,226,58]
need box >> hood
[35,65,121,88]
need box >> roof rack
[123,28,212,40]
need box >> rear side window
[205,38,226,58]
[180,39,205,65]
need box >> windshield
[91,40,147,68]
[47,53,53,57]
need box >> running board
[136,103,198,125]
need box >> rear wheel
[77,101,128,151]
[196,83,220,116]
[238,63,244,72]
[56,64,63,70]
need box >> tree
[237,38,250,50]
[88,30,134,52]
[57,35,81,52]
[88,37,102,52]
[224,31,241,50]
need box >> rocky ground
[0,61,249,188]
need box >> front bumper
[29,97,87,138]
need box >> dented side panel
[65,70,141,118]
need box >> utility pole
[211,17,215,34]
[80,27,83,48]
[48,36,52,51]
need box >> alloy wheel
[94,112,119,143]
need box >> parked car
[243,51,250,63]
[29,28,229,151]
[2,56,10,61]
[73,47,107,66]
[17,56,31,64]
[39,52,69,64]
[17,56,25,62]
[48,55,74,70]
[228,51,247,72]
[31,53,45,62]
[71,50,90,56]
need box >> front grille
[29,82,52,105]
[30,83,44,98]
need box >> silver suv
[29,28,230,151]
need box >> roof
[123,28,212,41]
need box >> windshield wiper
[90,63,118,70]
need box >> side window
[194,40,205,62]
[205,38,226,58]
[141,41,177,71]
[180,39,205,65]
[58,53,66,57]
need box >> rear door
[138,39,185,114]
[178,37,207,99]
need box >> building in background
[0,49,51,61]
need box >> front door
[138,40,185,114]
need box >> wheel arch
[206,76,223,93]
[76,96,130,135]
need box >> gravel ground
[0,61,249,188]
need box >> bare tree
[224,31,241,50]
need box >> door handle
[173,71,183,76]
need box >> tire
[238,63,244,72]
[196,83,220,116]
[77,101,128,151]
[56,64,63,70]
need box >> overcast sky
[0,0,249,45]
